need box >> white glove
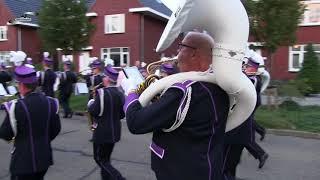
[87,99,95,108]
[121,78,138,96]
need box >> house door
[79,52,90,74]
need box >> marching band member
[124,32,230,180]
[0,65,61,180]
[0,62,12,94]
[39,52,57,97]
[58,60,77,118]
[87,64,126,180]
[86,59,104,100]
[223,58,269,178]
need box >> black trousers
[224,141,266,177]
[60,95,72,116]
[11,170,47,180]
[245,140,266,159]
[253,121,266,137]
[223,144,243,177]
[93,143,125,180]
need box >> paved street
[0,113,320,180]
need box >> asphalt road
[0,113,320,180]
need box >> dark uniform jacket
[0,92,61,174]
[58,70,77,100]
[0,71,12,94]
[225,75,262,144]
[39,69,57,97]
[86,74,104,99]
[88,87,125,144]
[126,82,229,180]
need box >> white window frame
[104,14,125,34]
[0,51,11,64]
[289,44,320,72]
[101,47,130,67]
[299,1,320,26]
[0,26,8,41]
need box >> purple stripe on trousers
[20,100,37,172]
[200,82,218,180]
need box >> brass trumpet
[86,82,104,131]
[135,56,178,96]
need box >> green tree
[297,44,320,95]
[38,0,95,54]
[244,0,305,73]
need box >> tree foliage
[296,44,320,94]
[38,0,95,54]
[245,0,305,53]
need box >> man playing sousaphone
[124,32,230,180]
[123,0,256,179]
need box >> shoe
[63,114,68,118]
[68,112,73,118]
[258,153,269,169]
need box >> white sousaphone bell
[139,0,257,132]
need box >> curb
[267,129,320,140]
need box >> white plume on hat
[43,52,50,58]
[62,56,70,62]
[10,51,27,66]
[89,57,98,64]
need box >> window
[104,14,125,34]
[289,44,320,72]
[101,47,129,67]
[0,26,8,41]
[300,1,320,26]
[0,51,10,64]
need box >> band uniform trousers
[11,169,47,180]
[223,75,267,177]
[253,120,266,138]
[88,87,125,180]
[58,71,77,117]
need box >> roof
[138,0,172,16]
[3,0,42,25]
[3,0,96,26]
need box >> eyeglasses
[178,43,197,51]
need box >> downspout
[17,26,22,50]
[140,14,145,64]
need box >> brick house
[0,0,42,65]
[76,0,177,72]
[0,0,177,72]
[250,0,320,81]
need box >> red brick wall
[21,27,42,63]
[88,0,142,66]
[0,1,17,51]
[143,15,179,64]
[269,26,320,80]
